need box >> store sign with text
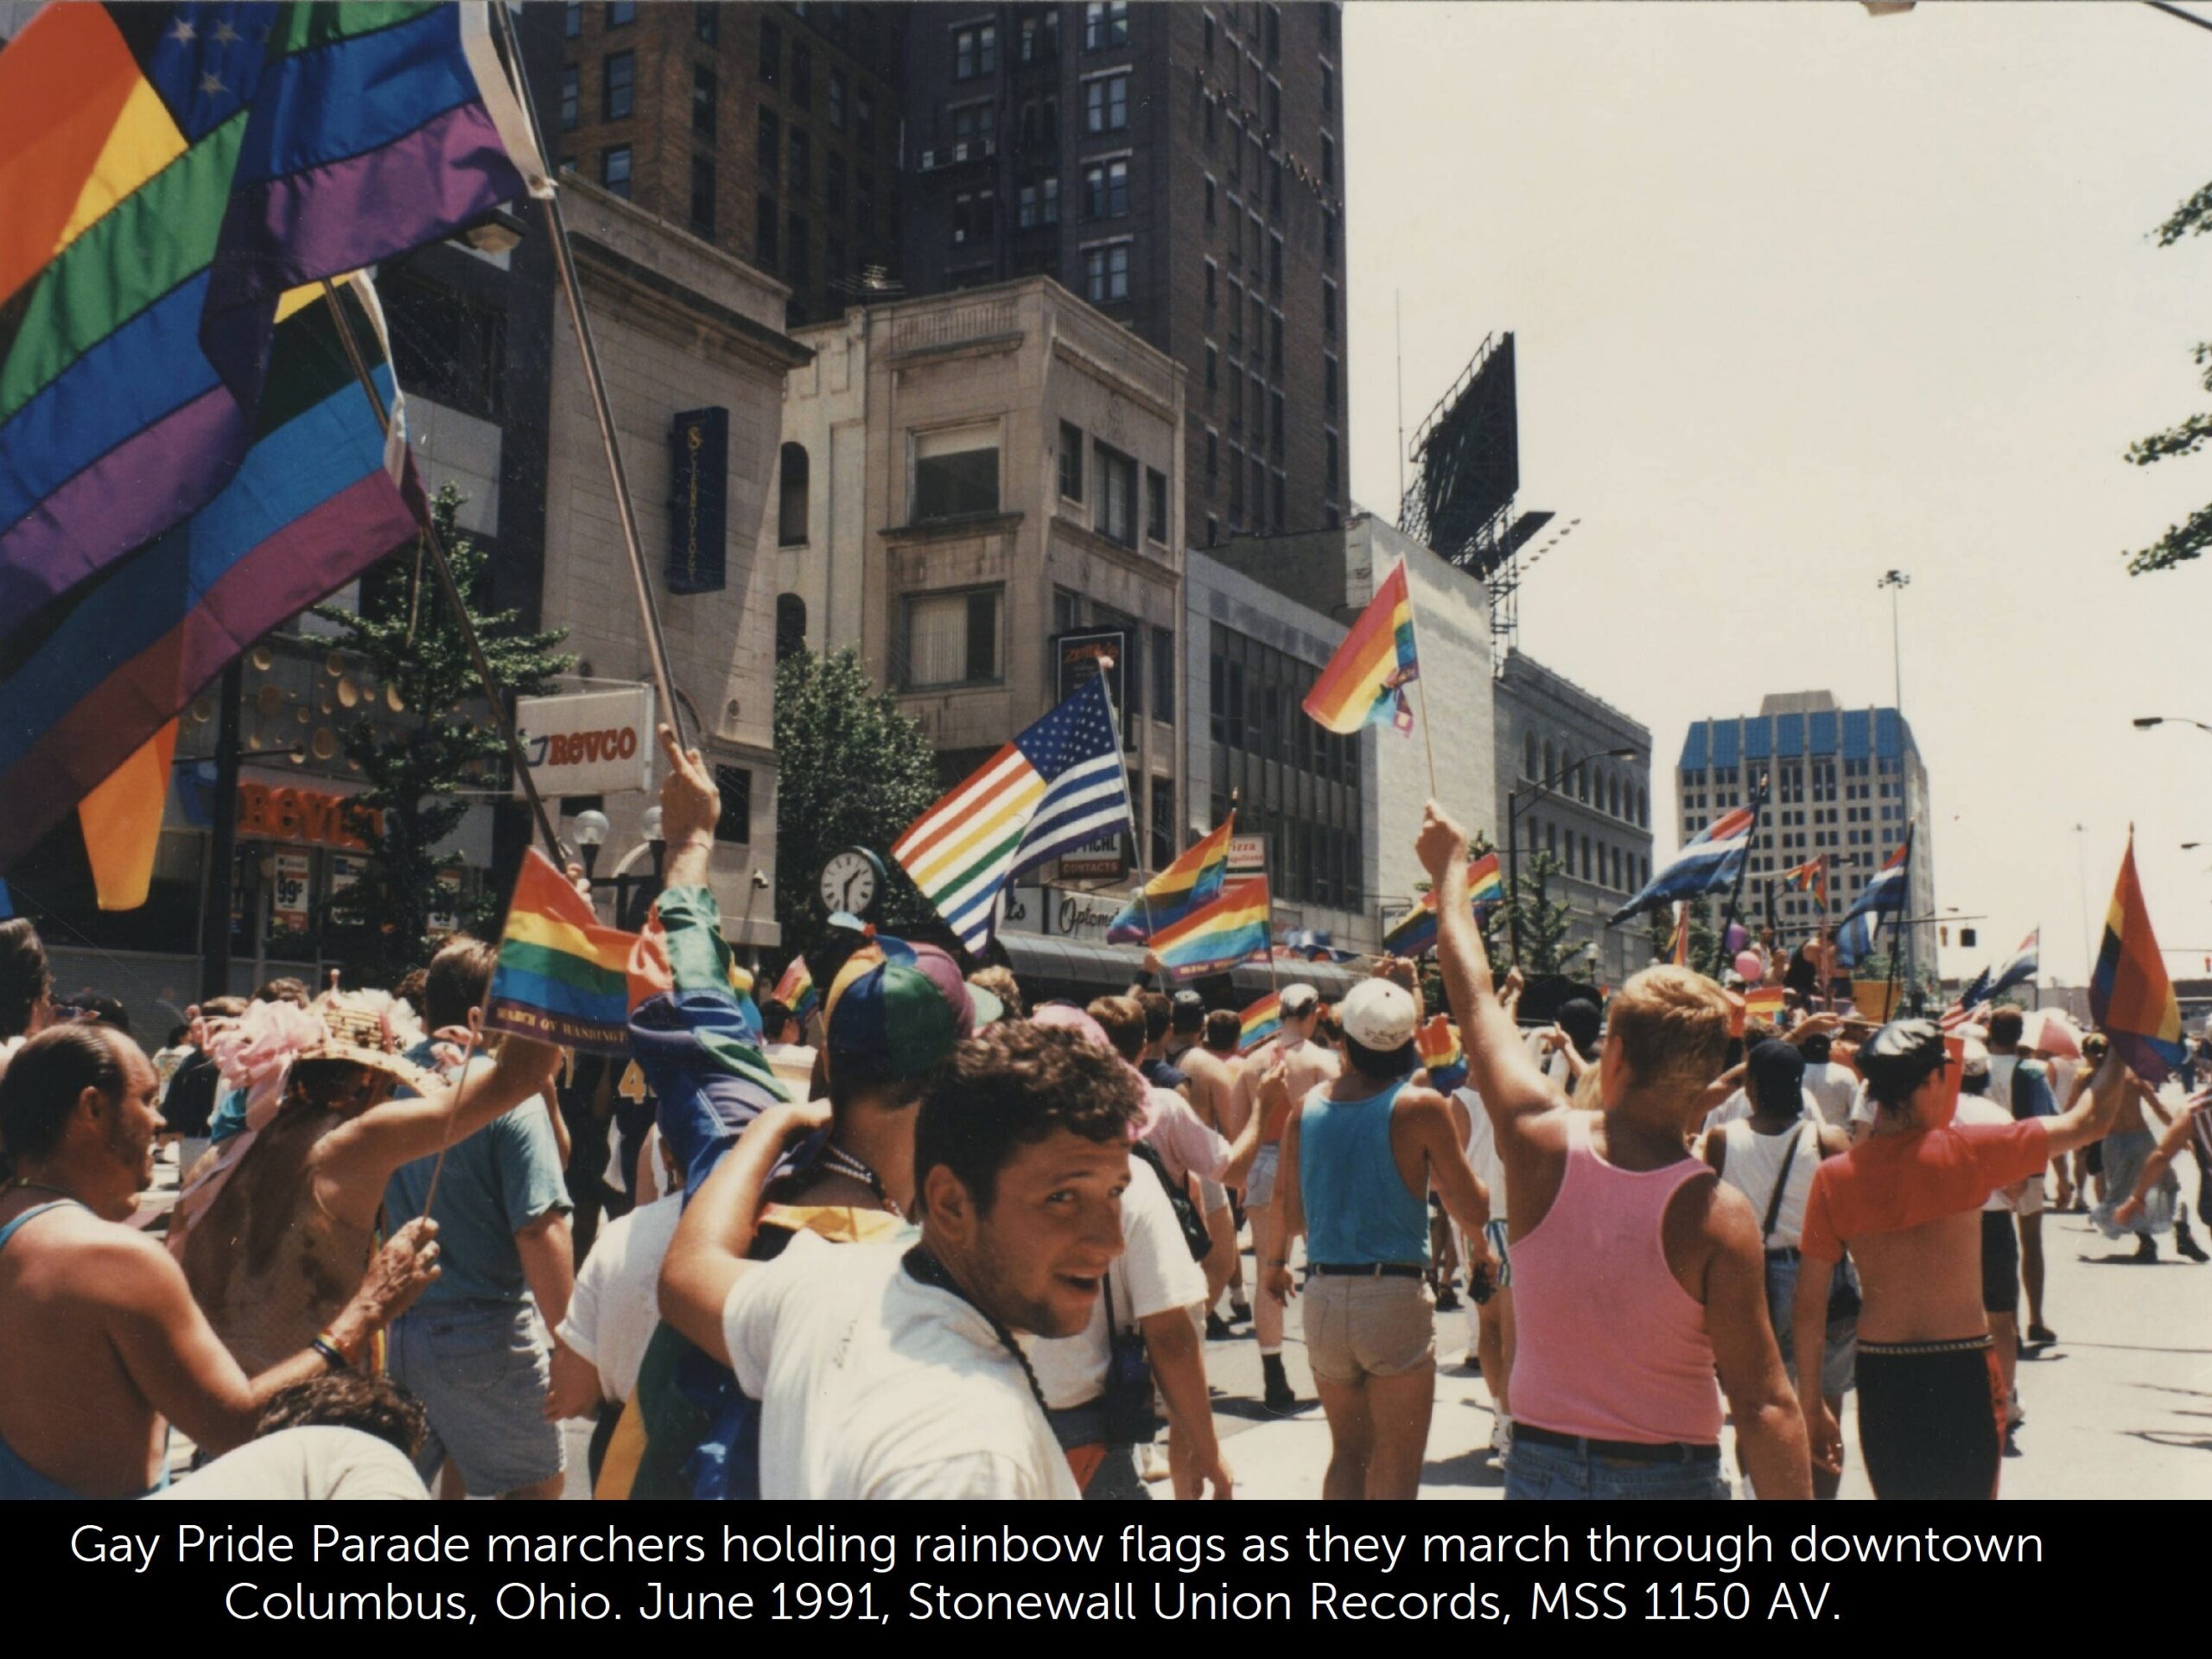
[515,686,656,798]
[237,783,378,850]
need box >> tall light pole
[1878,569,1914,993]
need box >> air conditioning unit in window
[952,141,971,163]
[919,148,939,170]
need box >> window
[755,192,777,264]
[692,64,715,137]
[954,22,998,79]
[1321,277,1337,338]
[1322,62,1334,113]
[563,3,580,39]
[856,88,875,149]
[759,15,780,81]
[1226,275,1243,332]
[1321,131,1335,186]
[1152,626,1174,727]
[855,170,874,233]
[1020,10,1059,62]
[774,594,807,662]
[758,106,779,176]
[714,765,753,844]
[1271,469,1285,528]
[1204,9,1215,59]
[1058,422,1084,501]
[1265,78,1280,132]
[1324,353,1338,412]
[1205,343,1217,391]
[1150,776,1176,873]
[828,69,846,129]
[826,234,845,281]
[1250,454,1264,524]
[689,154,715,238]
[560,65,578,130]
[1269,391,1284,459]
[952,102,995,147]
[1270,155,1283,213]
[790,41,811,107]
[607,0,634,22]
[1228,442,1244,517]
[904,589,1001,686]
[1323,208,1337,260]
[790,128,810,194]
[694,3,718,44]
[1269,231,1283,296]
[382,269,507,420]
[601,144,631,198]
[603,50,633,119]
[1094,442,1136,546]
[912,425,1001,520]
[1264,2,1281,57]
[1228,117,1241,180]
[1084,2,1128,50]
[1019,94,1058,153]
[1084,241,1129,302]
[1205,91,1217,145]
[1205,260,1217,310]
[778,443,809,545]
[1268,310,1281,369]
[1018,176,1058,226]
[1084,158,1128,219]
[1205,427,1217,479]
[1324,429,1338,496]
[1205,177,1216,225]
[826,155,845,213]
[1085,73,1128,132]
[786,213,809,283]
[1207,513,1219,545]
[951,189,995,245]
[1146,468,1168,543]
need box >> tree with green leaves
[2124,184,2212,572]
[1506,848,1576,975]
[1645,893,1722,972]
[772,646,946,944]
[310,484,571,981]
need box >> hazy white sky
[1345,0,2212,987]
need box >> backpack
[1130,1139,1211,1262]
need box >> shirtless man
[1166,990,1243,1325]
[1223,981,1338,1414]
[1793,1019,2126,1499]
[0,1024,442,1498]
[172,994,563,1376]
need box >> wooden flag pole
[320,281,568,864]
[1096,655,1156,943]
[1402,568,1441,800]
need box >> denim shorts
[387,1299,564,1496]
[1504,1433,1731,1501]
[1761,1250,1857,1400]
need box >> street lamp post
[1506,745,1638,965]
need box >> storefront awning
[997,934,1370,1004]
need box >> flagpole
[1402,565,1441,800]
[1885,821,1915,1020]
[1707,779,1765,980]
[1095,655,1154,941]
[488,2,690,755]
[318,282,568,864]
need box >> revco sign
[515,686,657,798]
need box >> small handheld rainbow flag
[1414,1014,1468,1092]
[1780,854,1829,912]
[1238,992,1282,1053]
[1152,877,1272,982]
[1668,903,1692,965]
[772,956,819,1020]
[1108,811,1235,943]
[1381,853,1505,957]
[2090,830,2187,1083]
[1744,986,1787,1025]
[487,849,640,1054]
[1301,557,1419,735]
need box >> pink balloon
[1734,950,1765,982]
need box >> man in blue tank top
[1262,977,1494,1499]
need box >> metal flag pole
[488,1,690,753]
[319,281,567,863]
[1885,821,1916,1020]
[1402,563,1442,801]
[1707,777,1766,980]
[1093,657,1155,943]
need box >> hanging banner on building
[668,406,730,594]
[515,686,656,798]
[271,851,312,934]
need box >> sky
[1344,0,2212,988]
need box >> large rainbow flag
[486,849,639,1054]
[1151,877,1272,982]
[1238,992,1281,1053]
[1414,1015,1468,1092]
[2089,830,2186,1083]
[1302,557,1419,735]
[1108,811,1234,943]
[1381,853,1505,957]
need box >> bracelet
[309,1332,351,1372]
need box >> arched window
[1638,786,1649,828]
[1523,730,1538,780]
[774,592,807,660]
[1541,739,1555,781]
[778,442,810,546]
[1575,759,1589,803]
[1609,775,1622,818]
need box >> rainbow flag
[1302,557,1419,735]
[1238,993,1281,1053]
[1744,987,1787,1025]
[2089,830,2186,1083]
[772,956,818,1020]
[1780,854,1828,912]
[1151,877,1272,982]
[1108,811,1235,943]
[1669,904,1692,966]
[1415,1015,1468,1092]
[486,849,639,1054]
[1381,854,1505,957]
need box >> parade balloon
[1734,950,1764,982]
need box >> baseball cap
[1170,988,1206,1032]
[1280,982,1319,1016]
[1339,979,1417,1052]
[1745,1039,1805,1115]
[825,938,976,1083]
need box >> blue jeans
[1504,1435,1731,1501]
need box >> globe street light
[572,808,611,878]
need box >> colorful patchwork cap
[824,935,993,1081]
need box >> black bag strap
[1760,1123,1810,1245]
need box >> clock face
[820,849,880,918]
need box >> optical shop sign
[515,687,656,798]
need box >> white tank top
[1719,1119,1821,1251]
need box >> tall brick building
[551,2,906,327]
[897,2,1350,552]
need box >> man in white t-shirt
[1796,1033,1859,1129]
[659,1021,1146,1499]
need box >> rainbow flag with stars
[1302,557,1420,734]
[1151,878,1272,982]
[1238,992,1281,1054]
[2090,830,2187,1083]
[1381,853,1505,957]
[486,849,639,1054]
[1108,811,1235,943]
[1415,1015,1468,1092]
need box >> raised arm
[2115,1094,2204,1226]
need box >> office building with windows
[553,2,907,327]
[764,276,1185,891]
[898,2,1351,551]
[1493,652,1656,987]
[1676,690,1937,974]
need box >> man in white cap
[1262,976,1493,1499]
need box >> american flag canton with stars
[1007,675,1129,877]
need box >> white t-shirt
[1801,1062,1859,1128]
[722,1231,1079,1500]
[556,1192,683,1405]
[1022,1157,1205,1410]
[1957,1095,2028,1211]
[1454,1086,1508,1219]
[1701,1087,1819,1136]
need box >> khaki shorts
[1304,1273,1436,1384]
